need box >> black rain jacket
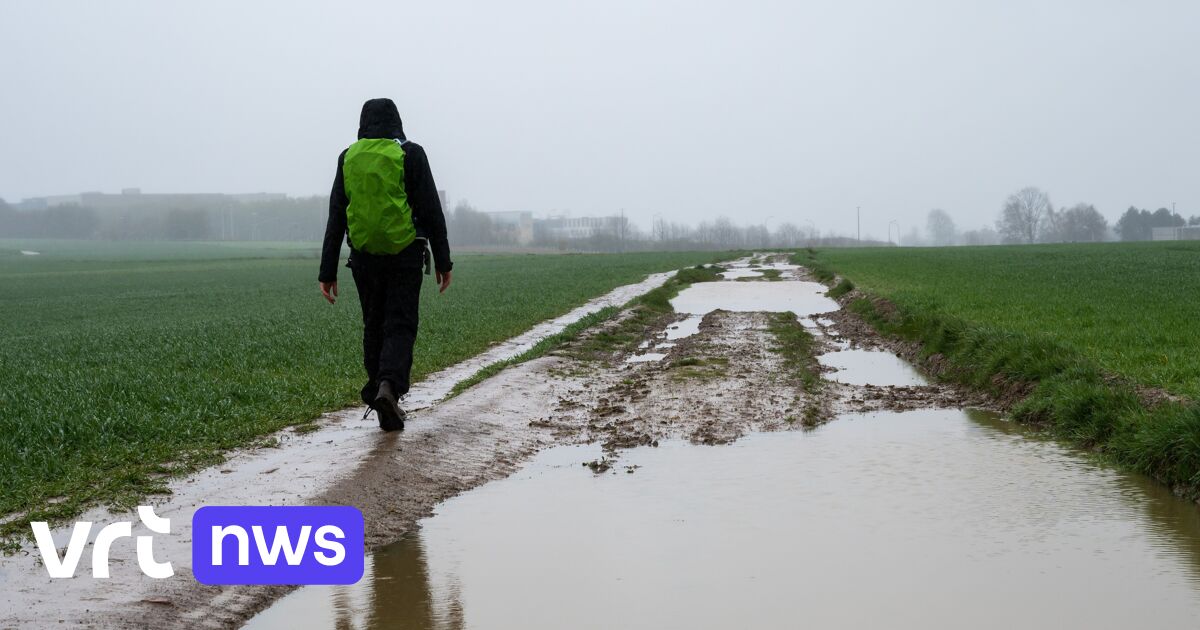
[318,98,453,282]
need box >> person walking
[318,98,453,431]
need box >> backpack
[342,138,417,254]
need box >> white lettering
[313,525,346,566]
[31,521,91,579]
[212,525,250,566]
[252,525,310,566]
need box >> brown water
[245,408,1200,629]
[818,348,928,386]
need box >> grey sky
[3,0,1197,237]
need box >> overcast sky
[3,0,1197,237]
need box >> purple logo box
[192,506,364,585]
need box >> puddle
[818,348,927,386]
[248,410,1200,629]
[668,281,839,340]
[719,268,764,279]
[625,352,667,364]
[664,314,703,340]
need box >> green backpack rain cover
[343,138,417,254]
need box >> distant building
[535,215,618,241]
[486,211,534,244]
[1152,226,1200,241]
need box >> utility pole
[857,206,861,243]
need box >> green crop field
[806,241,1200,493]
[0,240,727,540]
[811,242,1200,397]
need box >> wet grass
[562,264,727,361]
[827,278,855,299]
[765,312,823,425]
[804,242,1200,495]
[447,306,620,397]
[0,241,730,545]
[668,356,730,381]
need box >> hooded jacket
[319,98,453,282]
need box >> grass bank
[0,241,729,543]
[798,243,1200,497]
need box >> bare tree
[744,224,770,248]
[1052,204,1108,242]
[711,217,740,248]
[997,186,1052,244]
[925,209,957,246]
[774,222,802,247]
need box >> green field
[807,242,1200,492]
[0,240,726,539]
[814,242,1200,397]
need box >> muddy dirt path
[0,255,1013,629]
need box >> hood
[357,98,406,140]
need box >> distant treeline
[911,187,1199,247]
[1114,207,1200,241]
[446,202,881,252]
[7,190,1192,251]
[0,196,326,241]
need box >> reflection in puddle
[625,352,668,364]
[818,348,927,386]
[670,281,838,322]
[719,268,763,279]
[248,411,1200,629]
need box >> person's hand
[320,281,338,304]
[436,270,452,294]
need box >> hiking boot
[374,380,405,432]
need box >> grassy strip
[827,278,855,299]
[797,248,835,283]
[447,306,621,398]
[765,312,823,425]
[800,250,1200,497]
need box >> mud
[9,253,1195,628]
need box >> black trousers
[351,264,423,402]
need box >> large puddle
[670,281,838,321]
[819,348,928,386]
[246,408,1200,629]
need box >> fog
[2,0,1198,238]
